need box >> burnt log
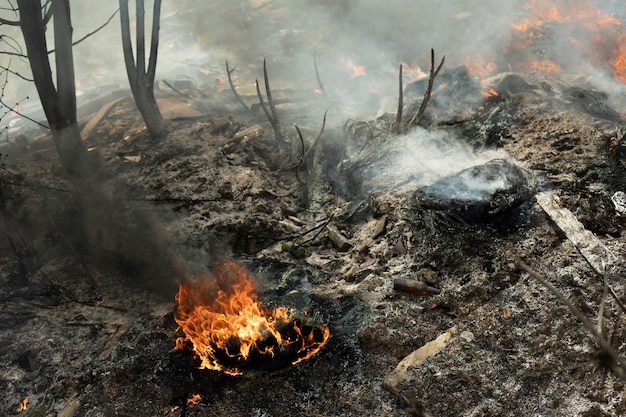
[414,158,536,222]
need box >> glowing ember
[478,81,501,111]
[481,87,499,100]
[17,397,28,413]
[174,260,330,375]
[187,393,201,408]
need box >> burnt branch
[406,48,445,129]
[0,3,19,26]
[0,64,32,81]
[0,60,46,128]
[72,8,119,48]
[300,109,328,162]
[0,16,19,25]
[255,78,278,136]
[295,214,334,246]
[255,59,284,142]
[42,0,52,25]
[313,50,326,97]
[294,124,306,185]
[517,259,626,381]
[293,109,328,184]
[161,79,187,98]
[225,60,250,112]
[0,34,26,58]
[263,58,282,135]
[46,8,120,54]
[393,63,403,134]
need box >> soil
[3,10,626,417]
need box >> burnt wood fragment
[414,158,536,223]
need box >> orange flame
[463,56,497,79]
[613,33,626,83]
[344,58,367,78]
[506,0,626,82]
[528,60,562,74]
[174,260,330,375]
[481,88,499,100]
[187,393,201,408]
[17,397,28,413]
[397,61,427,80]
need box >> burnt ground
[1,65,626,417]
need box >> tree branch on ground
[517,258,626,381]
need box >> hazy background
[0,0,625,130]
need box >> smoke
[352,127,511,196]
[4,0,626,127]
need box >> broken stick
[393,63,403,134]
[406,48,445,129]
[226,60,251,112]
[393,278,441,296]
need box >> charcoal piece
[414,158,536,222]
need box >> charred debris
[3,42,626,415]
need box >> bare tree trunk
[17,0,96,177]
[119,0,167,139]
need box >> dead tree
[405,48,445,131]
[14,0,97,176]
[119,0,166,139]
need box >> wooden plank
[80,97,125,140]
[535,191,617,274]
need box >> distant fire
[464,56,498,78]
[511,0,625,80]
[174,260,330,375]
[17,397,28,413]
[343,57,367,78]
[463,0,626,83]
[397,61,427,81]
[613,32,626,83]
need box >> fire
[479,84,500,111]
[613,33,626,83]
[528,60,562,74]
[187,393,201,408]
[343,58,367,78]
[481,88,499,100]
[397,61,427,81]
[17,397,28,413]
[463,56,497,79]
[174,259,330,375]
[507,0,626,82]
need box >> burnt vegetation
[1,1,626,417]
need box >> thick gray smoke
[4,0,626,124]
